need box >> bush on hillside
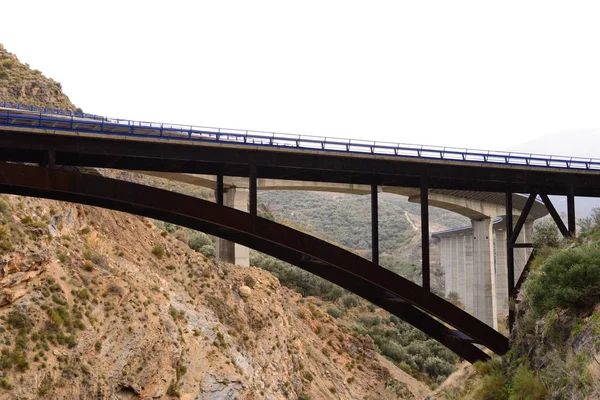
[188,233,212,252]
[151,245,165,259]
[509,364,548,400]
[326,307,342,319]
[532,219,561,248]
[423,356,455,381]
[341,295,360,309]
[579,207,600,235]
[199,245,215,258]
[249,252,344,300]
[526,245,600,316]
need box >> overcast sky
[2,1,600,153]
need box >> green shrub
[326,307,342,319]
[423,356,455,379]
[76,289,91,301]
[0,200,10,214]
[0,377,12,389]
[188,233,212,251]
[380,341,408,363]
[200,245,215,258]
[166,380,180,397]
[151,245,165,259]
[301,371,313,382]
[473,371,508,400]
[526,245,600,316]
[82,260,94,271]
[6,310,32,330]
[244,275,257,288]
[528,246,558,272]
[509,364,547,400]
[57,251,68,263]
[532,219,561,248]
[341,295,360,309]
[250,252,344,299]
[358,315,381,327]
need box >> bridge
[1,103,599,362]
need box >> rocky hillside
[0,44,76,110]
[0,194,430,399]
[0,43,432,399]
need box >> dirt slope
[0,194,431,399]
[0,42,431,399]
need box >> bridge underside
[0,162,509,362]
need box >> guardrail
[1,102,599,171]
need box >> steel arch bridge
[1,103,598,362]
[0,162,505,362]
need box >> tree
[532,219,560,248]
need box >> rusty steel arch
[0,162,509,362]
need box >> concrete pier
[472,218,497,329]
[215,187,250,266]
[495,229,509,316]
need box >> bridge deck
[2,103,600,173]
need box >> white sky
[2,1,600,152]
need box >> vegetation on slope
[150,183,463,385]
[436,214,600,399]
[0,44,76,110]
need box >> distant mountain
[507,129,600,217]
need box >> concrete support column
[215,187,250,266]
[440,234,469,310]
[464,234,474,314]
[442,238,452,296]
[456,235,466,308]
[495,229,509,316]
[450,236,459,294]
[472,218,498,329]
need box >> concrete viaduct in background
[140,172,548,329]
[432,202,546,329]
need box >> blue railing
[1,102,599,171]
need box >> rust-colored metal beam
[567,186,576,236]
[249,164,257,223]
[509,192,537,244]
[371,183,379,266]
[506,192,515,332]
[216,173,224,206]
[421,173,430,291]
[0,163,508,361]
